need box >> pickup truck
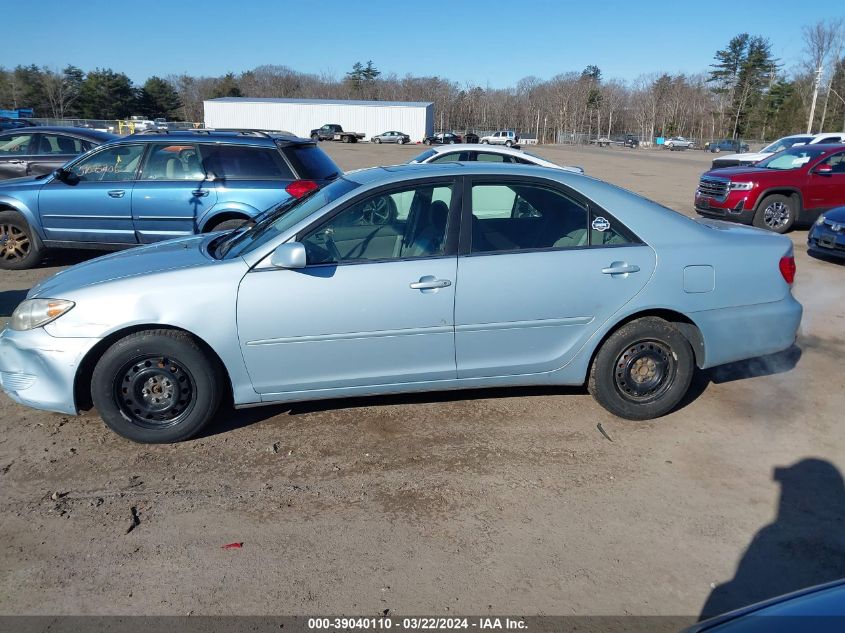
[310,124,365,143]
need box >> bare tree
[803,19,841,132]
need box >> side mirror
[51,168,66,181]
[270,242,306,269]
[52,168,77,184]
[204,171,218,182]
[816,164,833,176]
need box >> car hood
[29,235,215,298]
[702,166,779,180]
[821,205,845,222]
[714,151,771,163]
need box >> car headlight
[816,214,826,226]
[729,181,754,191]
[9,299,75,331]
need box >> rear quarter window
[199,144,294,180]
[284,144,341,180]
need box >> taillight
[285,179,318,198]
[779,255,796,284]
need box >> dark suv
[0,130,341,269]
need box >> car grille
[698,176,729,200]
[824,219,845,233]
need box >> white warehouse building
[203,97,434,142]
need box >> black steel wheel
[588,317,694,420]
[91,329,224,443]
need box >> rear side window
[36,134,85,155]
[816,136,843,144]
[430,151,467,163]
[0,134,33,154]
[199,144,294,180]
[475,152,512,163]
[141,143,205,180]
[284,144,341,180]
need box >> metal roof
[206,97,433,108]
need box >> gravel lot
[1,143,843,618]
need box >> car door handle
[7,159,27,165]
[107,190,126,198]
[409,277,452,289]
[602,262,640,275]
[192,190,210,197]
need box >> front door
[131,142,215,242]
[37,143,145,244]
[805,150,845,212]
[455,178,656,378]
[237,178,458,395]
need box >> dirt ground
[1,143,843,618]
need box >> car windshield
[218,177,360,259]
[761,136,812,154]
[756,146,829,170]
[410,149,437,163]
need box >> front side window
[68,144,144,182]
[141,143,205,180]
[199,144,294,180]
[301,182,453,265]
[469,182,636,254]
[36,134,84,155]
[818,151,845,173]
[0,134,33,155]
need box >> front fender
[0,194,44,239]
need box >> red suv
[695,143,845,233]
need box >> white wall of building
[203,98,434,142]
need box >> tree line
[1,20,843,142]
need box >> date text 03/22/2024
[307,617,527,630]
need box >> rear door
[200,143,294,220]
[37,143,144,244]
[28,132,91,177]
[0,132,36,179]
[131,142,216,243]
[454,176,656,378]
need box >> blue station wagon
[0,130,340,269]
[0,163,802,443]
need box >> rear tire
[753,194,795,233]
[505,140,513,147]
[588,317,694,420]
[207,217,248,232]
[311,134,319,141]
[91,329,224,443]
[0,210,44,270]
[424,139,431,145]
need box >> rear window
[284,143,340,181]
[199,144,294,180]
[410,149,437,163]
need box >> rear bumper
[692,296,803,369]
[0,327,97,415]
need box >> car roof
[109,130,313,146]
[810,131,845,142]
[0,126,117,142]
[427,144,526,156]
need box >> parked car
[153,118,168,131]
[463,131,480,144]
[0,117,36,131]
[371,131,410,144]
[423,132,462,145]
[0,162,801,443]
[623,135,640,148]
[409,144,584,173]
[480,130,519,146]
[591,137,613,147]
[711,132,845,169]
[0,126,116,180]
[0,130,341,269]
[709,139,750,153]
[688,579,845,633]
[695,143,845,232]
[664,136,694,150]
[808,204,845,260]
[310,124,365,143]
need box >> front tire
[0,210,44,270]
[91,329,224,443]
[588,317,694,420]
[753,194,795,233]
[373,137,381,144]
[311,134,319,142]
[481,139,489,144]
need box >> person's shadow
[700,458,845,619]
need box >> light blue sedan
[0,163,802,443]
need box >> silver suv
[480,130,519,147]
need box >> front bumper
[694,190,756,224]
[808,223,845,259]
[0,327,98,415]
